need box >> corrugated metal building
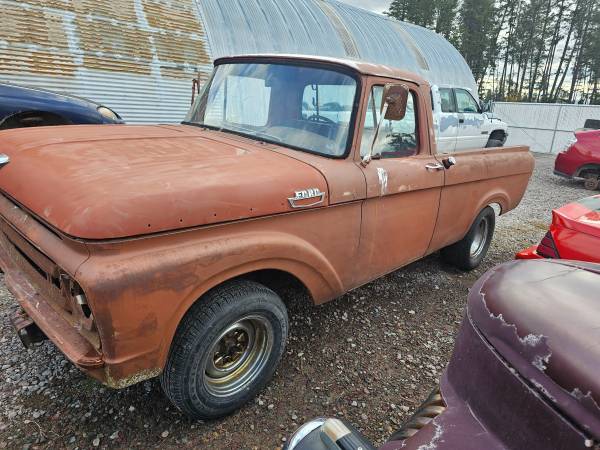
[0,0,477,123]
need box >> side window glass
[439,88,455,113]
[455,89,480,114]
[360,86,418,158]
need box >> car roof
[0,81,102,108]
[213,53,429,87]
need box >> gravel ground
[0,154,592,450]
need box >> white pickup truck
[431,85,508,152]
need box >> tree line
[386,0,600,104]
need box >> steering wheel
[307,114,335,124]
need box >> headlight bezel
[96,105,120,122]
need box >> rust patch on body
[104,367,161,389]
[1,0,210,79]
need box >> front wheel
[160,280,288,419]
[441,206,495,270]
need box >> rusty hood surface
[0,124,328,239]
[469,259,600,439]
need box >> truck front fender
[77,229,345,377]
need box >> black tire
[441,206,495,270]
[160,279,288,419]
[485,138,504,148]
[485,130,506,148]
[583,174,599,191]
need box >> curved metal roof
[197,0,478,95]
[0,0,478,124]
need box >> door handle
[458,118,465,124]
[425,162,444,171]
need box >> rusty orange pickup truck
[0,54,534,419]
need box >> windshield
[185,62,358,157]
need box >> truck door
[433,86,458,153]
[454,88,488,150]
[355,82,444,284]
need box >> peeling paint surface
[376,167,388,196]
[416,421,443,450]
[393,260,600,450]
[469,260,600,442]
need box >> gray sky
[338,0,389,14]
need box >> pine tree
[434,0,459,39]
[386,0,436,28]
[456,0,496,86]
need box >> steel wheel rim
[204,315,273,397]
[470,217,489,258]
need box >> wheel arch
[481,193,509,216]
[574,163,600,177]
[486,129,507,147]
[0,110,70,129]
[489,129,506,139]
[153,233,345,368]
[455,200,501,243]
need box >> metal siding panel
[494,103,562,131]
[0,0,212,123]
[503,127,555,154]
[557,105,600,131]
[494,102,600,153]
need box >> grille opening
[9,237,47,279]
[51,275,61,289]
[81,303,92,318]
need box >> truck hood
[553,194,600,238]
[0,124,328,239]
[469,260,600,439]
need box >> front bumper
[515,245,543,260]
[0,230,104,377]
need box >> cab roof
[214,53,429,87]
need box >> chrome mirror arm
[361,103,388,167]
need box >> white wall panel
[494,102,600,154]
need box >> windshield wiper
[220,124,282,143]
[182,122,282,144]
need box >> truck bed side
[428,146,534,252]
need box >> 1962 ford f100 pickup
[0,54,534,419]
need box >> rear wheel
[441,206,495,270]
[583,173,599,191]
[160,280,288,419]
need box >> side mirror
[382,83,409,121]
[362,84,409,166]
[481,100,491,113]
